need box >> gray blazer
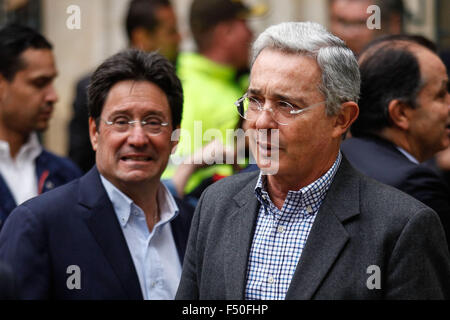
[176,158,450,299]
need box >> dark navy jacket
[342,135,450,246]
[0,149,82,229]
[0,167,194,299]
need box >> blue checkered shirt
[245,152,342,300]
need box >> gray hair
[251,22,360,116]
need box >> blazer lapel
[79,167,143,300]
[223,173,260,299]
[285,157,360,299]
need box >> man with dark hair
[69,0,181,173]
[0,49,194,299]
[0,24,81,229]
[341,36,450,245]
[329,0,404,55]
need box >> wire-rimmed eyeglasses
[234,93,325,125]
[101,116,169,135]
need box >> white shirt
[0,133,42,205]
[396,146,420,164]
[100,175,182,300]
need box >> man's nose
[254,105,278,129]
[127,123,149,147]
[45,84,58,104]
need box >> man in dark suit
[176,22,450,300]
[0,49,193,299]
[0,24,82,229]
[341,35,450,245]
[69,0,181,172]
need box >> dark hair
[0,24,52,81]
[125,0,171,42]
[88,49,183,129]
[361,34,438,54]
[351,43,422,137]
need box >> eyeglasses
[101,116,169,135]
[234,93,325,125]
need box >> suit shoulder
[357,169,434,218]
[39,150,82,177]
[20,178,80,214]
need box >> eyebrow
[248,88,309,106]
[108,109,166,118]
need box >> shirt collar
[0,132,42,161]
[396,146,420,164]
[100,175,179,228]
[255,151,342,216]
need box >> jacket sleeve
[385,207,450,299]
[0,205,50,299]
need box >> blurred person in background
[329,0,404,55]
[68,0,181,173]
[163,0,265,201]
[341,35,450,246]
[0,24,81,230]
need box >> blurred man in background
[163,0,264,199]
[68,0,181,173]
[342,35,450,246]
[0,24,81,229]
[329,0,404,55]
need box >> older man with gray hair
[175,22,450,300]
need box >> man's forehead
[17,48,57,77]
[104,80,169,112]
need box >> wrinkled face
[408,48,450,161]
[89,80,176,188]
[247,49,342,180]
[0,48,58,136]
[330,0,376,55]
[143,6,181,63]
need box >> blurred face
[0,48,58,136]
[142,6,181,63]
[225,19,253,70]
[89,80,177,189]
[247,49,343,184]
[330,0,376,55]
[407,48,450,161]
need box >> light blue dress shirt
[100,175,181,300]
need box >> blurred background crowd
[0,0,448,159]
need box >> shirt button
[45,181,54,189]
[151,281,156,288]
[267,276,274,284]
[306,205,313,213]
[277,225,285,233]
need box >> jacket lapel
[223,173,260,299]
[285,157,360,299]
[79,167,143,300]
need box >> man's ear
[171,125,180,154]
[89,117,99,151]
[387,99,411,131]
[332,101,359,138]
